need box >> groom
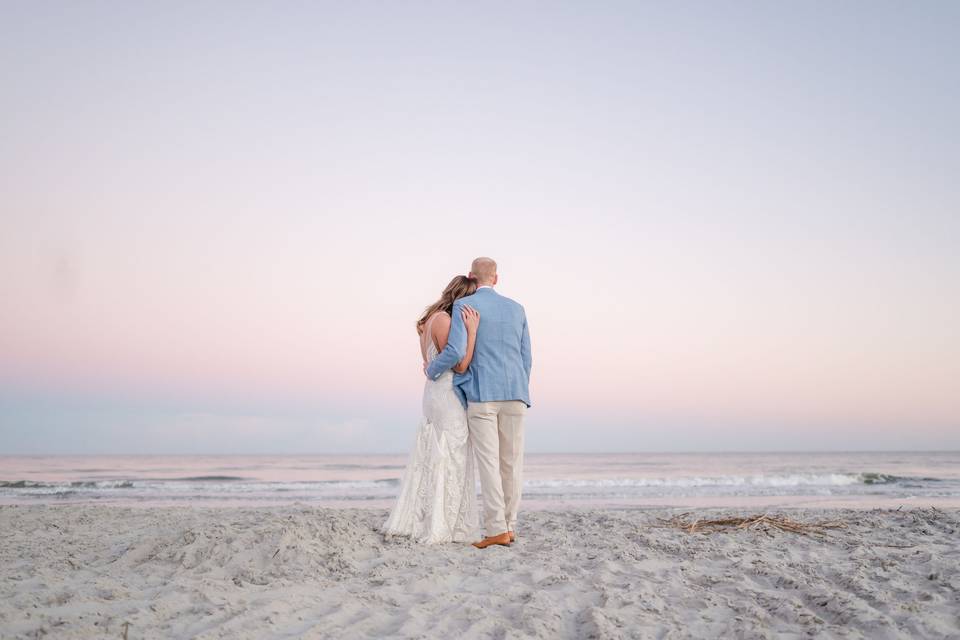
[426,257,532,549]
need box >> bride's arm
[453,306,479,374]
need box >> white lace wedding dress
[382,314,479,543]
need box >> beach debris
[656,513,847,537]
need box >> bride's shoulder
[426,310,451,328]
[426,311,451,339]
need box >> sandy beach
[1,505,957,639]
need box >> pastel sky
[1,1,958,454]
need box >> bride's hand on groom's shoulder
[461,305,480,333]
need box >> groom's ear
[493,274,499,285]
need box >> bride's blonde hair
[416,275,478,334]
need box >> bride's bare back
[420,312,452,363]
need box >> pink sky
[1,2,958,453]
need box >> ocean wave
[1,473,940,502]
[0,474,918,493]
[228,479,400,489]
[523,473,909,489]
[316,464,406,471]
[0,477,403,491]
[0,480,135,489]
[70,480,135,488]
[170,476,249,482]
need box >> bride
[382,275,481,543]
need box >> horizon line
[2,449,958,457]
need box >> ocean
[1,452,958,509]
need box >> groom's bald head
[470,257,498,286]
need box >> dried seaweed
[657,513,847,537]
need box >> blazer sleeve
[520,308,532,379]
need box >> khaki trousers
[467,400,526,537]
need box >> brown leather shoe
[472,532,512,549]
[508,531,516,543]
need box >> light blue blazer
[425,287,531,408]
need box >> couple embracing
[383,257,532,549]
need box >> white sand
[1,505,958,639]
